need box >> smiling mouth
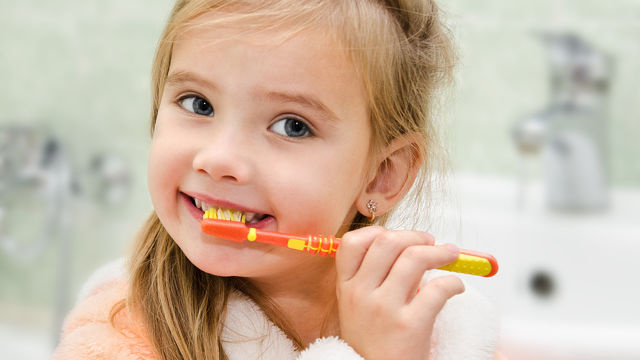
[190,196,269,225]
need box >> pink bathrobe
[53,259,499,359]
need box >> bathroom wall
[0,0,638,358]
[0,0,173,357]
[444,0,640,185]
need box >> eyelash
[269,116,315,138]
[177,94,214,117]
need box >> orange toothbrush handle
[201,219,498,277]
[201,219,338,255]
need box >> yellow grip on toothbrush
[437,250,498,277]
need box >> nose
[192,127,254,184]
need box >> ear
[356,134,421,218]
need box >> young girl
[54,0,502,359]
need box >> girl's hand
[336,226,465,360]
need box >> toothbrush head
[201,218,249,242]
[202,209,248,242]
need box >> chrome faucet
[512,33,612,211]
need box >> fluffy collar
[222,282,499,360]
[58,259,499,359]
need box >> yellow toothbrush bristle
[203,209,217,220]
[202,207,245,223]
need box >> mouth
[189,195,270,225]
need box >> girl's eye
[269,117,313,138]
[179,95,214,116]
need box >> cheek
[147,140,173,216]
[148,140,167,189]
[148,111,193,185]
[147,131,191,216]
[274,146,368,234]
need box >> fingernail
[445,243,459,255]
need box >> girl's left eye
[268,117,313,138]
[178,95,214,116]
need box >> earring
[366,200,378,222]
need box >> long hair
[115,1,456,359]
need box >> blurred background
[0,0,638,359]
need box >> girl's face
[148,16,371,281]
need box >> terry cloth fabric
[53,259,499,359]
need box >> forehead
[171,9,352,75]
[168,10,370,126]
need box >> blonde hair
[115,1,456,359]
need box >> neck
[248,260,340,347]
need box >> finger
[335,226,386,282]
[408,275,465,323]
[353,230,435,291]
[381,243,459,303]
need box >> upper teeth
[194,197,260,223]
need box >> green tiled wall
[444,0,640,184]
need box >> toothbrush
[201,211,498,277]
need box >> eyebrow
[262,90,339,123]
[165,70,218,91]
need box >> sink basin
[391,173,640,360]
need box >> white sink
[392,173,640,360]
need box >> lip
[180,191,275,229]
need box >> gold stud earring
[366,200,378,222]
